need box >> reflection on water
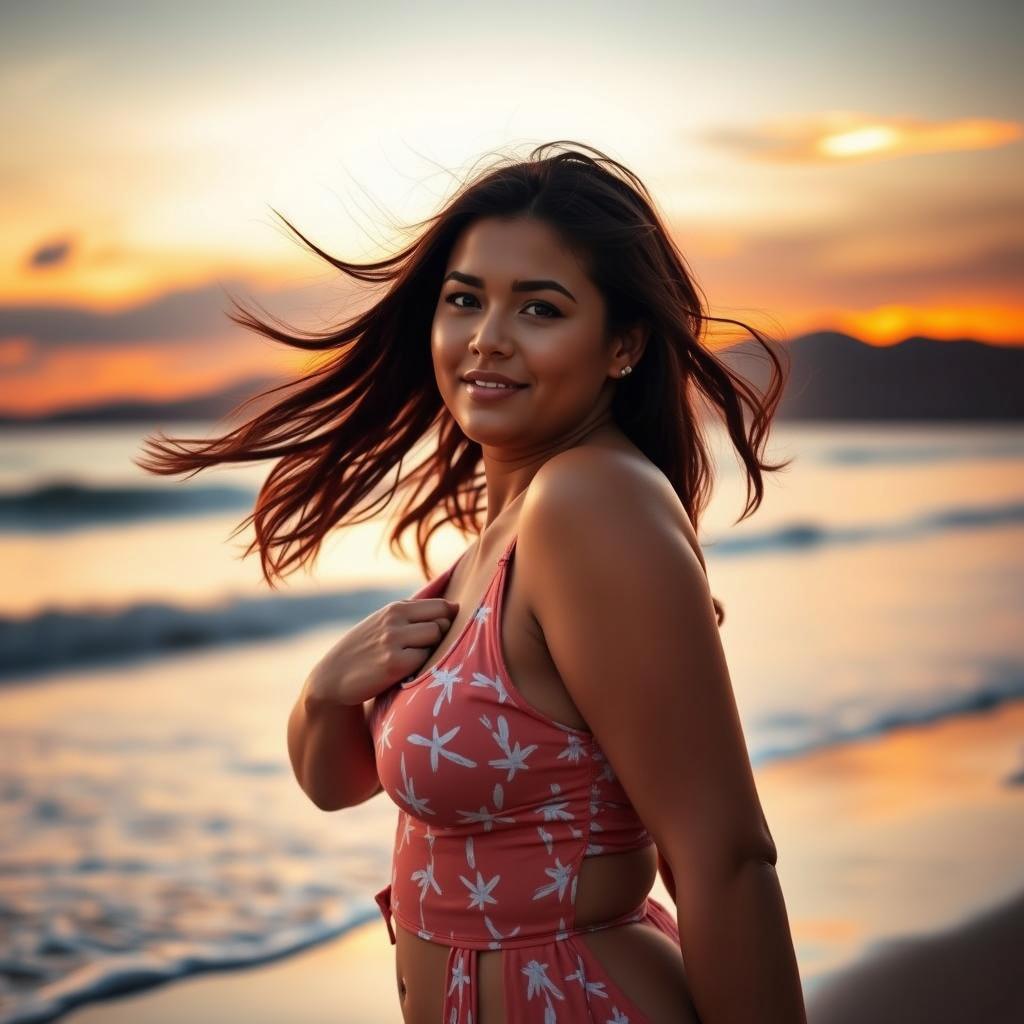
[1,422,1022,1023]
[0,633,396,1024]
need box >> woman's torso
[386,442,697,1022]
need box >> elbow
[736,823,778,872]
[713,841,779,886]
[306,777,382,813]
[748,831,778,868]
[299,778,352,812]
[308,790,348,813]
[667,827,778,888]
[733,806,779,869]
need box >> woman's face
[432,216,625,451]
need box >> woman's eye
[522,300,561,319]
[444,293,560,318]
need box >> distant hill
[0,375,285,426]
[1,334,1021,425]
[718,332,1023,420]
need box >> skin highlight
[431,215,645,528]
[392,215,706,1023]
[135,140,803,1022]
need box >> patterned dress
[368,533,681,1023]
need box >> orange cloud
[706,111,1023,164]
[0,335,299,416]
[0,336,33,369]
[792,303,1024,347]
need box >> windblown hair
[136,141,791,623]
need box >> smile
[463,381,528,401]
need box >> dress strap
[497,532,518,565]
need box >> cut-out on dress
[368,533,681,1023]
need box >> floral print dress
[368,534,681,1023]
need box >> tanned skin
[290,215,806,1022]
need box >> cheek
[526,328,603,389]
[430,327,460,381]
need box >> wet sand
[66,915,398,1024]
[806,887,1024,1022]
[67,700,1024,1023]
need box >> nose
[469,307,514,357]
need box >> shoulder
[520,444,708,580]
[515,446,772,870]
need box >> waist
[374,880,651,950]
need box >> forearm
[287,666,379,811]
[675,856,807,1023]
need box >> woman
[137,141,806,1023]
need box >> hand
[308,596,461,706]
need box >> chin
[455,418,525,446]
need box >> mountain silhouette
[2,334,1021,425]
[0,375,286,426]
[719,332,1023,420]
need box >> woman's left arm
[520,449,807,1024]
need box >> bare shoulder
[516,444,773,872]
[521,444,707,578]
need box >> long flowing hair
[136,141,791,623]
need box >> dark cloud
[28,239,73,268]
[0,277,361,351]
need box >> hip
[392,895,699,1023]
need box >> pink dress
[368,533,681,1023]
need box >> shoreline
[64,914,397,1024]
[61,883,1024,1024]
[806,886,1024,1022]
[60,699,1024,1024]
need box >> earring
[619,365,632,377]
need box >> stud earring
[619,365,632,377]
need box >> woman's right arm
[286,659,381,811]
[286,592,460,812]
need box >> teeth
[469,380,517,389]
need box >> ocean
[1,420,1022,1023]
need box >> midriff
[393,842,699,1024]
[388,522,694,1022]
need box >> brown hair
[135,141,791,622]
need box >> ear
[609,322,649,374]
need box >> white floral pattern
[377,708,395,755]
[532,856,574,902]
[565,951,608,999]
[396,750,435,817]
[523,958,564,1000]
[459,869,501,911]
[487,713,539,781]
[557,733,587,764]
[470,669,511,703]
[369,536,667,1022]
[408,722,478,772]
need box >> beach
[66,890,1024,1024]
[65,913,397,1024]
[4,422,1021,1024]
[64,699,1024,1023]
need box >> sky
[1,0,1021,414]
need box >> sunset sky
[1,0,1021,415]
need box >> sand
[65,916,398,1024]
[806,888,1024,1023]
[65,700,1024,1023]
[64,889,1024,1024]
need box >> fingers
[401,597,460,623]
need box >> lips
[461,371,528,387]
[462,378,528,402]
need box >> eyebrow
[442,270,577,303]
